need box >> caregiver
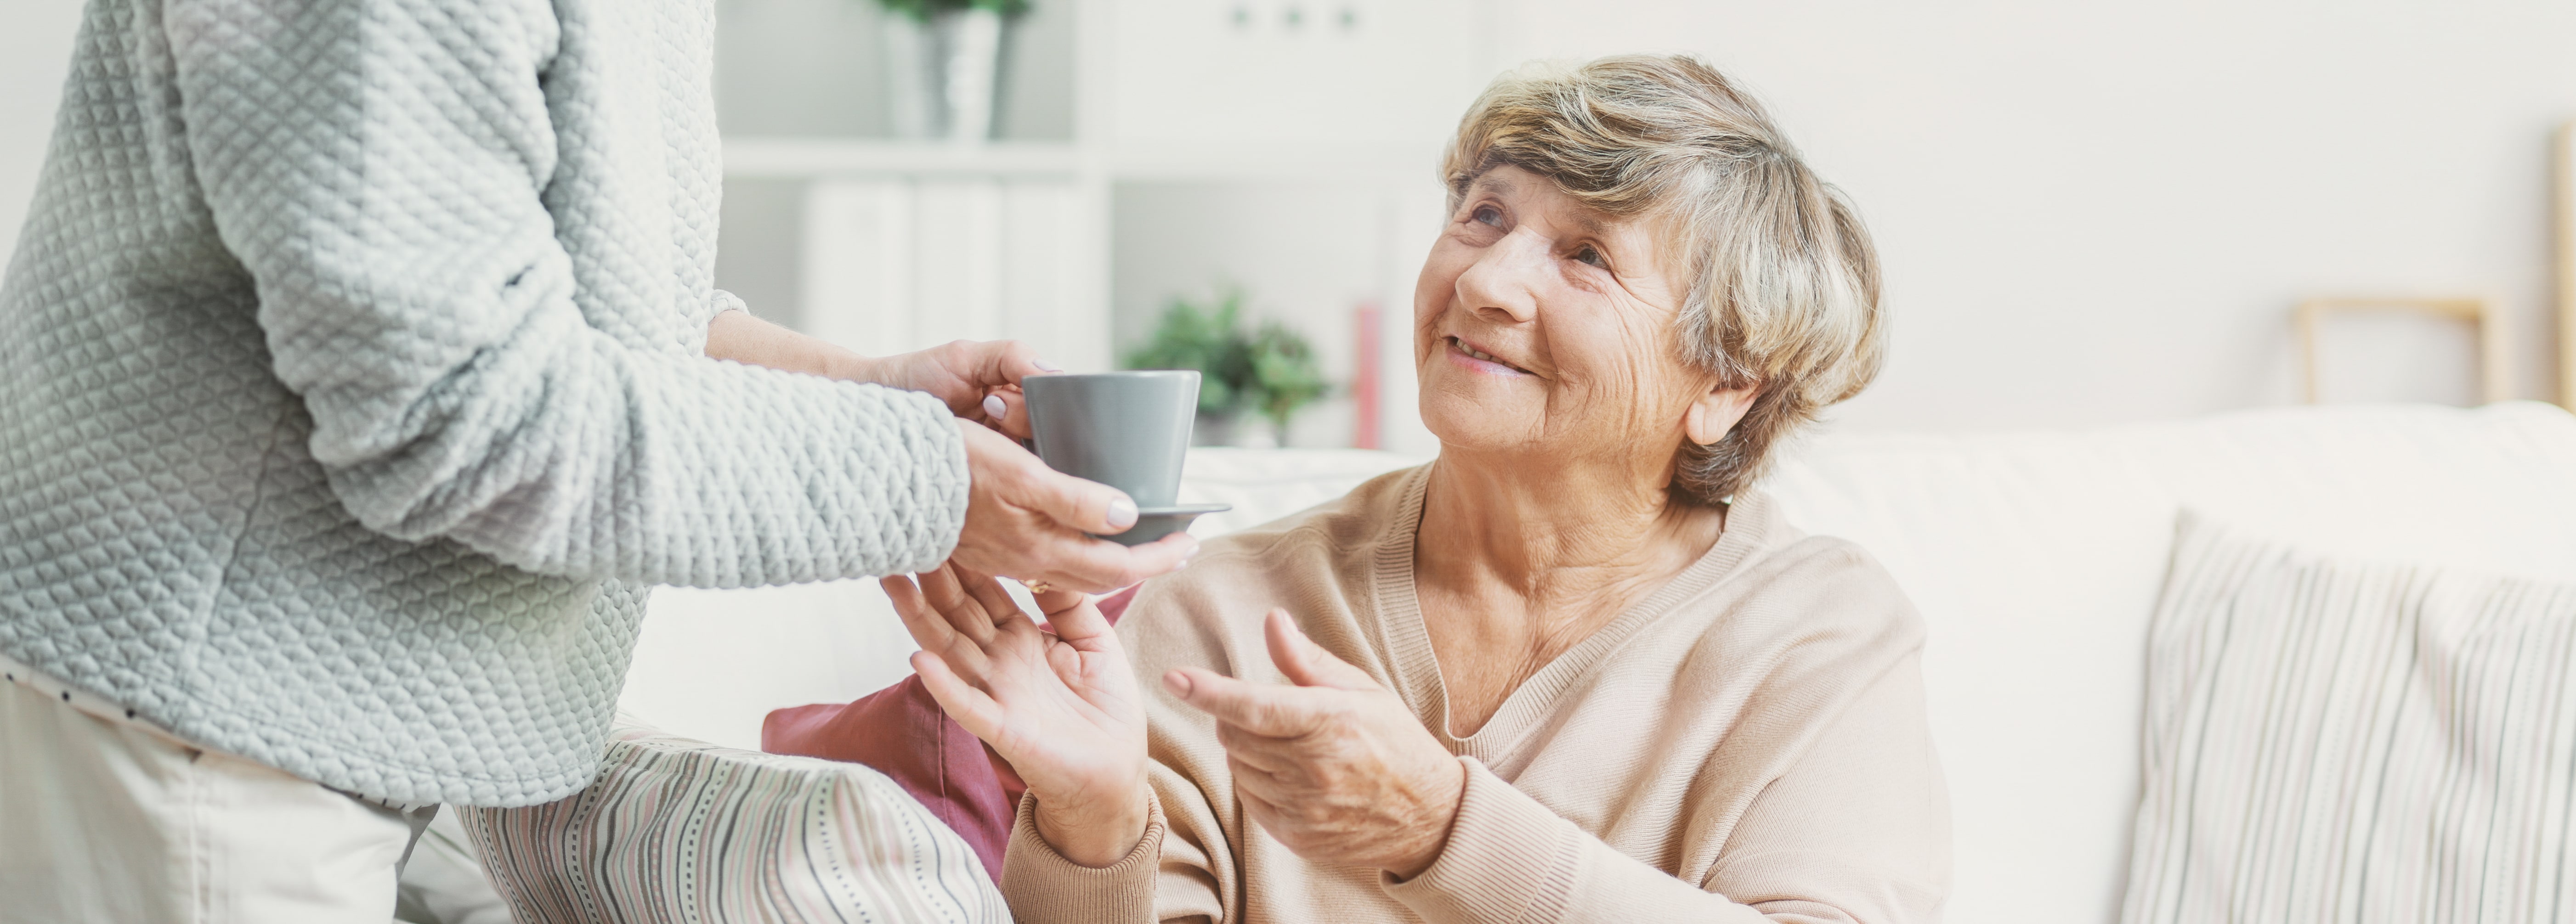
[0,0,1187,920]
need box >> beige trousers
[0,677,427,924]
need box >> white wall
[6,0,2567,429]
[0,1,82,264]
[1485,0,2576,428]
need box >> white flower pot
[879,8,1006,143]
[943,8,1003,144]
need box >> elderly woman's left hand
[1163,609,1467,879]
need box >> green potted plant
[1124,289,1329,448]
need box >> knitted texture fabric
[0,0,969,807]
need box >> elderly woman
[889,55,1948,922]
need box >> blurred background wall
[1,0,2567,446]
[2,4,81,268]
[1489,1,2576,430]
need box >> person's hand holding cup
[948,371,1225,593]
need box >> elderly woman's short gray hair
[1442,54,1885,505]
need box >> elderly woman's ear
[1683,383,1761,446]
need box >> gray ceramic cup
[1022,371,1228,546]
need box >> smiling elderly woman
[887,54,1947,923]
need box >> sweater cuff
[1381,756,1585,924]
[710,287,752,318]
[999,789,1166,924]
[885,392,973,571]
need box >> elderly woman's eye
[1471,205,1503,228]
[1574,245,1608,269]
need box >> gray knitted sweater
[0,0,968,807]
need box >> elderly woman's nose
[1453,230,1551,323]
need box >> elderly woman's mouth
[1445,336,1534,376]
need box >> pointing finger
[1164,667,1325,738]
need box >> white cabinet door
[801,178,1110,372]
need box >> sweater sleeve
[1381,657,1951,924]
[1001,788,1170,924]
[999,766,1230,924]
[711,288,754,320]
[165,0,967,587]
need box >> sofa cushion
[2119,513,2576,923]
[459,717,1008,924]
[1761,401,2576,923]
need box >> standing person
[0,0,1190,920]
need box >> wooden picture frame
[2557,120,2575,409]
[2297,297,2506,404]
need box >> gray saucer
[1092,503,1230,546]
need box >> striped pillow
[459,716,1008,923]
[2123,513,2576,924]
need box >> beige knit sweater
[1001,467,1951,923]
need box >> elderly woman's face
[1412,166,1727,465]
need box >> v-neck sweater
[1001,466,1953,923]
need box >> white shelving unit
[724,140,1086,179]
[714,0,1490,452]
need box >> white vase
[943,8,1003,144]
[878,8,1004,144]
[879,13,934,139]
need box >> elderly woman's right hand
[951,421,1197,594]
[884,560,1154,868]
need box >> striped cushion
[458,716,1008,923]
[2122,514,2576,924]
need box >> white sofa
[616,401,2576,924]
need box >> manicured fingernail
[1035,359,1064,373]
[1163,671,1191,696]
[981,394,1007,418]
[1106,496,1138,530]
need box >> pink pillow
[763,585,1141,880]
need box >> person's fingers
[889,573,999,679]
[912,650,1007,744]
[1008,457,1139,535]
[985,385,1030,440]
[1037,531,1198,593]
[1164,668,1323,738]
[960,338,1053,390]
[881,575,960,651]
[1264,609,1380,692]
[1225,754,1289,800]
[917,562,996,645]
[952,421,1193,592]
[957,568,1030,632]
[1232,771,1288,828]
[1213,722,1294,774]
[947,559,1004,589]
[1040,594,1115,645]
[1032,585,1092,619]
